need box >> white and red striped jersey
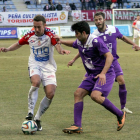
[18,27,57,72]
[133,20,140,31]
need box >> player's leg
[63,88,88,134]
[34,72,57,131]
[116,75,132,113]
[90,72,126,131]
[132,30,138,48]
[63,76,94,134]
[114,60,132,113]
[25,67,41,120]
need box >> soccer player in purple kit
[55,21,127,133]
[67,12,140,115]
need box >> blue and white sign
[90,25,132,36]
[0,27,18,38]
[115,25,132,36]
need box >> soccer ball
[21,120,37,135]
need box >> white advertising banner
[71,10,81,21]
[18,26,60,39]
[60,26,75,37]
[0,11,68,26]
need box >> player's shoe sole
[117,111,126,131]
[122,107,132,114]
[62,125,83,134]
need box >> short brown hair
[94,12,105,19]
[33,15,46,24]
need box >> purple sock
[74,102,83,127]
[119,84,127,109]
[102,98,123,117]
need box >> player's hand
[67,59,75,67]
[94,73,106,86]
[61,50,70,55]
[0,47,9,52]
[133,45,140,51]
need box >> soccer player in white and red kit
[0,15,70,131]
[132,15,140,46]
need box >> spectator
[132,3,136,8]
[2,6,7,12]
[56,2,63,10]
[43,3,50,11]
[70,3,77,10]
[80,0,86,10]
[64,3,71,18]
[91,0,96,10]
[136,3,140,8]
[98,0,104,9]
[126,2,131,8]
[87,0,93,10]
[48,0,52,5]
[49,3,56,10]
[110,2,116,9]
[117,0,123,9]
[24,0,30,5]
[106,0,112,9]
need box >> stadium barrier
[0,25,132,39]
[17,27,60,39]
[0,11,68,26]
[0,27,18,39]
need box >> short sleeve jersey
[18,27,57,72]
[72,34,113,76]
[92,25,123,61]
[133,20,140,31]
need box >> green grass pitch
[0,37,140,140]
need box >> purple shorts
[79,71,115,97]
[112,59,123,78]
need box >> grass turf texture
[0,37,140,140]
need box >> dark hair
[33,15,46,24]
[94,12,105,19]
[71,21,90,34]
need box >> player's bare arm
[67,52,80,67]
[0,42,22,52]
[95,52,113,86]
[121,36,140,50]
[55,43,70,55]
[54,35,74,47]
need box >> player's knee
[31,80,40,87]
[117,79,125,85]
[46,91,55,99]
[74,90,83,99]
[91,94,100,102]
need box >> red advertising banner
[81,10,140,21]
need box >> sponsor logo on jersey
[103,36,107,41]
[38,40,41,46]
[108,31,112,36]
[30,40,35,43]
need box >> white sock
[28,86,39,114]
[133,38,135,43]
[34,96,52,120]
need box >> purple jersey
[92,25,123,61]
[72,34,114,76]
